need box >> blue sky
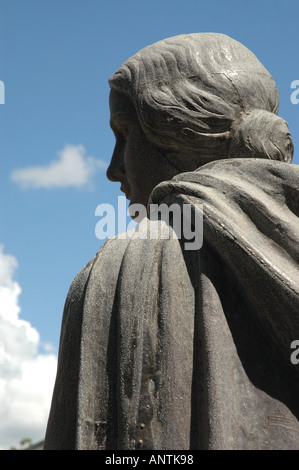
[0,0,299,448]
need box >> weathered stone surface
[44,33,299,450]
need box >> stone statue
[44,33,299,450]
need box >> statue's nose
[106,148,125,183]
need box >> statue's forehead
[109,88,135,117]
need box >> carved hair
[109,33,293,166]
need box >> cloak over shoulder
[44,159,299,450]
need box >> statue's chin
[127,198,149,223]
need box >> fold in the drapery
[45,158,299,450]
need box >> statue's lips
[120,185,131,199]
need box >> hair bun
[228,109,294,163]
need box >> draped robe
[44,158,299,450]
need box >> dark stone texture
[44,34,299,450]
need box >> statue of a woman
[44,33,299,450]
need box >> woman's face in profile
[107,88,178,209]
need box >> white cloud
[11,144,107,189]
[0,245,57,449]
